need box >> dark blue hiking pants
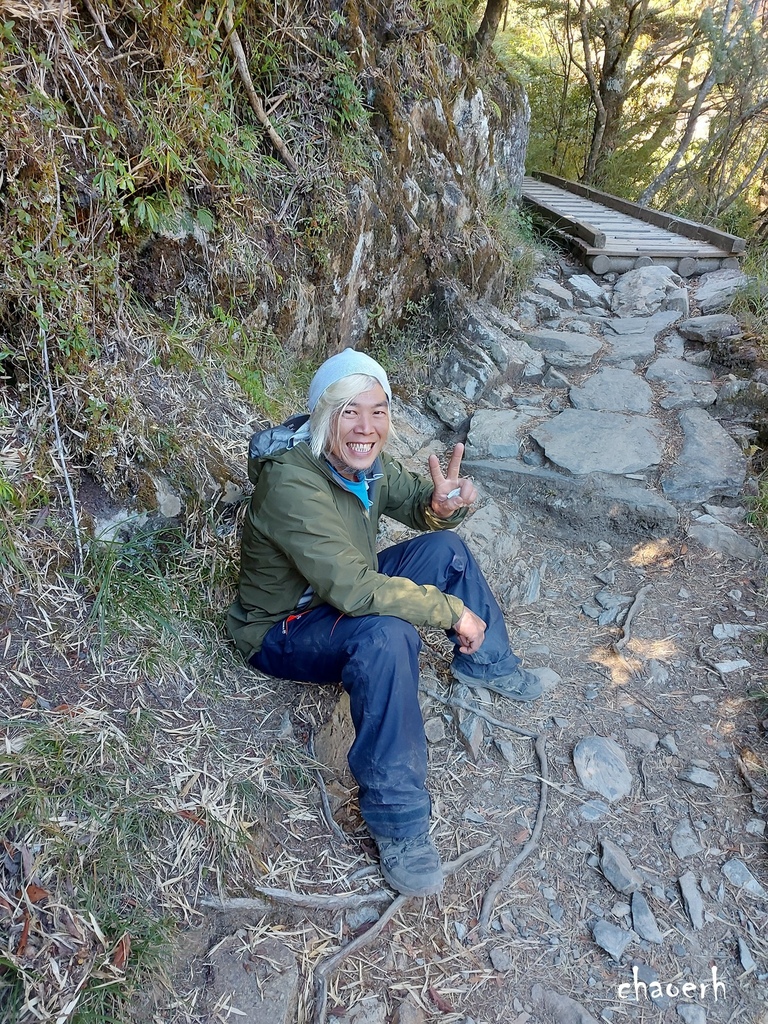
[251,531,519,839]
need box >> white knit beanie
[307,348,392,411]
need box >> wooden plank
[530,173,746,253]
[520,195,606,248]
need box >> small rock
[594,568,616,585]
[426,390,470,431]
[695,268,749,314]
[746,819,766,837]
[457,714,485,761]
[626,728,659,753]
[738,935,756,973]
[569,274,609,308]
[494,737,518,766]
[646,661,670,688]
[631,892,663,944]
[346,906,380,931]
[392,994,426,1024]
[660,734,679,755]
[542,366,571,388]
[489,946,513,971]
[534,277,574,309]
[337,998,387,1024]
[721,858,768,898]
[629,962,670,1008]
[528,666,561,693]
[677,1005,707,1024]
[549,903,565,923]
[692,520,765,561]
[206,935,299,1023]
[713,622,751,639]
[679,872,705,929]
[462,809,486,824]
[580,799,611,822]
[532,984,602,1024]
[573,736,633,803]
[678,767,719,791]
[424,717,446,744]
[671,821,704,859]
[678,313,740,342]
[499,912,515,934]
[592,920,633,960]
[713,658,752,673]
[600,839,644,894]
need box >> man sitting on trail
[228,348,542,897]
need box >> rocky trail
[165,261,768,1024]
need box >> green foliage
[417,0,475,49]
[0,713,173,1022]
[85,522,192,662]
[208,303,312,421]
[747,475,768,533]
[730,242,768,349]
[485,197,549,304]
[499,0,768,232]
[369,295,447,398]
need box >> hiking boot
[373,832,444,896]
[451,664,543,702]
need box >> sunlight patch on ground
[628,538,680,568]
[588,648,642,686]
[588,636,679,687]
[624,636,679,662]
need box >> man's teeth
[348,443,373,453]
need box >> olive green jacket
[227,426,466,660]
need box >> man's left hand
[428,443,477,520]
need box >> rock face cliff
[134,36,530,361]
[310,46,530,351]
[1,3,529,515]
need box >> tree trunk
[471,0,507,57]
[638,0,738,206]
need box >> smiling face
[327,382,390,479]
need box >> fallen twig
[615,583,652,650]
[39,305,84,570]
[737,750,768,800]
[224,6,299,173]
[312,841,495,1024]
[82,0,113,49]
[200,887,391,913]
[313,894,407,1024]
[307,729,351,846]
[697,642,727,684]
[420,685,538,738]
[478,732,548,935]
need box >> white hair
[309,373,393,459]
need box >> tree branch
[223,6,299,174]
[478,733,548,934]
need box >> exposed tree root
[312,841,496,1024]
[477,732,549,935]
[420,685,538,738]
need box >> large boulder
[612,266,689,317]
[695,269,749,313]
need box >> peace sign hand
[428,443,477,520]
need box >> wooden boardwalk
[521,172,745,277]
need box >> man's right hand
[454,608,486,655]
